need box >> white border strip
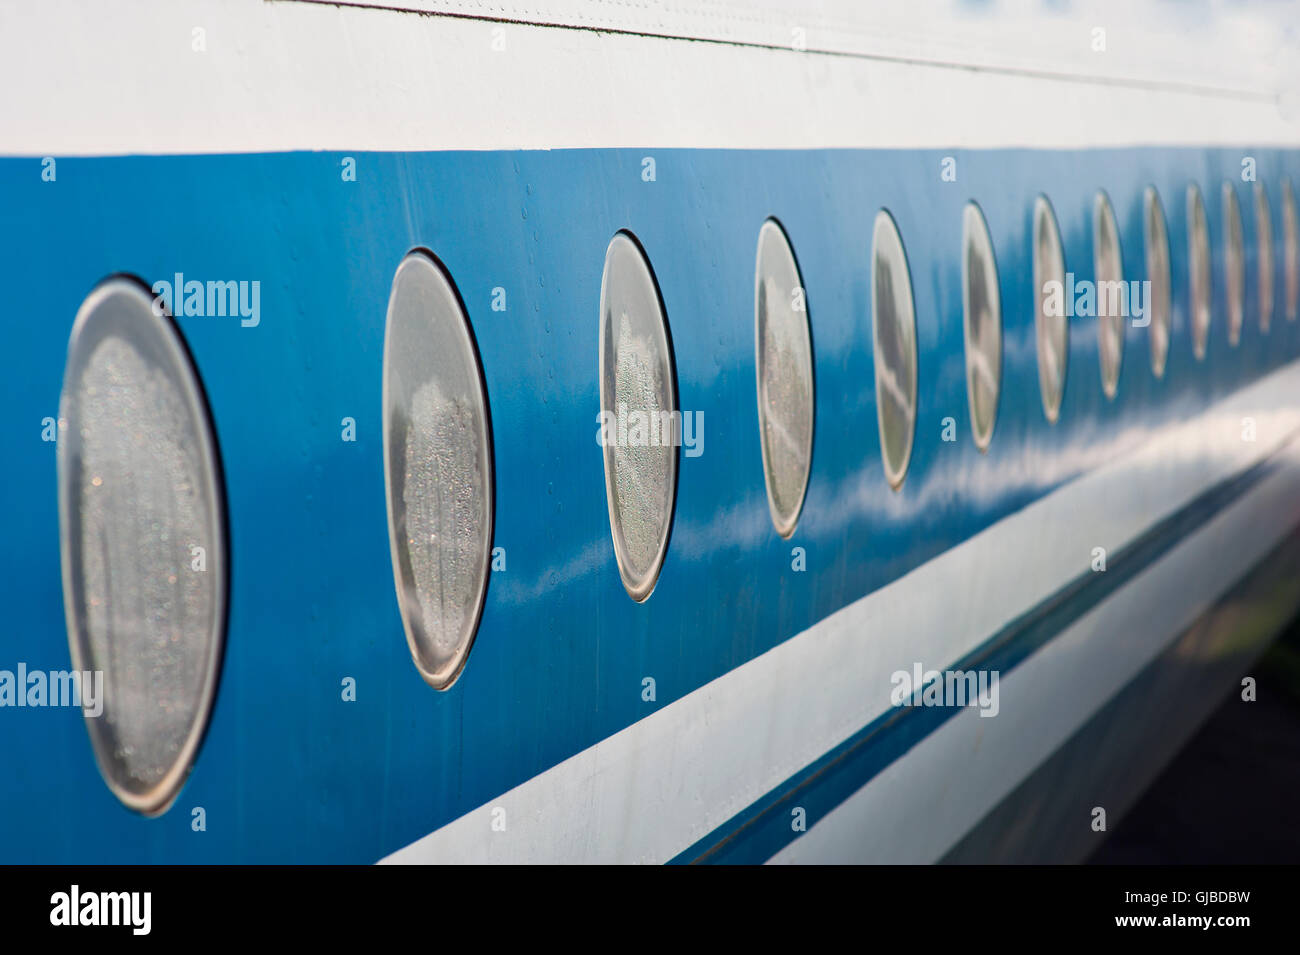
[772,436,1300,863]
[382,359,1300,864]
[1,0,1297,155]
[287,0,1290,98]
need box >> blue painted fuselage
[1,145,1297,861]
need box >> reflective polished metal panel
[1255,182,1275,335]
[871,209,918,489]
[599,232,678,602]
[962,202,1002,451]
[383,250,494,689]
[1033,196,1068,423]
[1188,184,1213,359]
[754,219,815,538]
[1144,187,1172,377]
[58,277,227,816]
[1223,181,1245,346]
[1093,191,1124,398]
[1283,178,1298,323]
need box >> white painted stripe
[771,436,1300,864]
[381,358,1300,864]
[291,0,1293,99]
[1,0,1298,156]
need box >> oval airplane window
[1284,178,1299,322]
[1033,196,1068,423]
[58,277,228,816]
[599,232,678,602]
[1187,184,1212,359]
[1144,187,1172,378]
[1223,181,1245,346]
[1094,191,1124,399]
[754,219,814,539]
[962,202,1001,451]
[872,210,918,490]
[383,250,494,690]
[1256,182,1275,335]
